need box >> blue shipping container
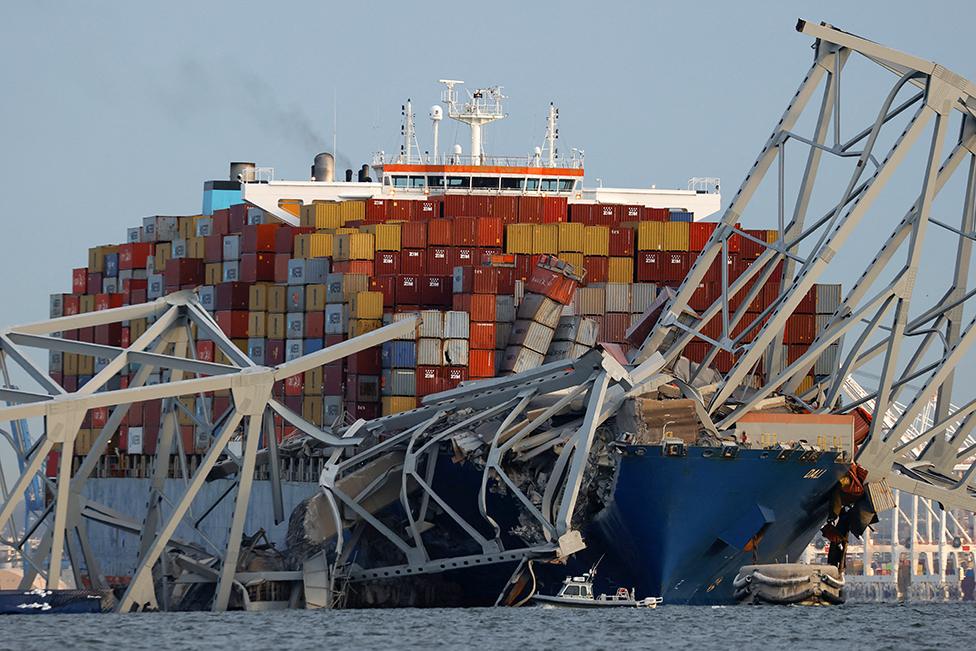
[381,341,417,369]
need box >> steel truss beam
[0,290,416,611]
[317,350,630,591]
[636,20,976,512]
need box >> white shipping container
[285,339,303,362]
[49,293,63,318]
[574,287,605,316]
[517,294,564,328]
[393,312,419,340]
[495,323,512,350]
[102,277,118,294]
[544,340,578,363]
[198,286,215,312]
[419,310,444,339]
[816,314,831,333]
[501,345,545,374]
[443,338,469,366]
[605,282,631,313]
[443,311,470,339]
[127,427,144,454]
[171,238,187,259]
[323,396,343,419]
[286,313,304,338]
[814,343,841,376]
[816,284,842,314]
[127,227,142,243]
[417,338,444,365]
[223,235,241,261]
[386,369,417,396]
[195,217,213,237]
[495,295,516,323]
[324,304,348,335]
[49,350,63,373]
[222,261,240,283]
[147,274,164,300]
[632,283,657,313]
[509,320,555,355]
[514,279,525,307]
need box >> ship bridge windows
[559,179,575,191]
[427,175,445,188]
[526,178,540,191]
[392,175,409,188]
[446,176,469,189]
[409,175,426,188]
[501,177,524,190]
[472,176,500,190]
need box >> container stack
[53,193,844,471]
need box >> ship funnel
[229,161,256,183]
[311,152,335,182]
[345,168,354,182]
[357,164,371,183]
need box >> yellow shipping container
[608,257,634,283]
[249,284,268,311]
[766,229,779,243]
[375,223,402,251]
[267,313,285,339]
[247,311,267,338]
[187,236,205,259]
[506,224,534,254]
[303,397,323,425]
[154,242,171,272]
[532,224,559,254]
[64,353,78,375]
[637,221,664,251]
[349,318,383,337]
[336,227,360,235]
[130,318,147,341]
[583,226,610,256]
[382,396,417,415]
[662,222,690,251]
[308,233,332,258]
[304,367,324,395]
[293,234,310,259]
[306,284,327,311]
[557,222,585,253]
[558,252,585,274]
[267,286,286,313]
[78,355,94,375]
[352,291,384,319]
[301,201,343,229]
[339,200,366,224]
[349,232,374,260]
[79,294,95,313]
[797,375,815,394]
[205,263,222,286]
[342,274,371,301]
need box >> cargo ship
[39,81,857,607]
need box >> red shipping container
[661,252,690,282]
[215,282,249,310]
[331,260,374,275]
[216,310,249,338]
[514,254,533,281]
[348,349,382,375]
[543,196,569,223]
[86,271,102,292]
[426,246,452,276]
[72,268,88,294]
[400,248,426,275]
[569,204,592,225]
[366,199,387,222]
[645,208,669,222]
[211,208,230,236]
[120,327,131,348]
[416,199,441,221]
[374,251,400,276]
[229,204,247,232]
[274,253,291,283]
[450,247,476,268]
[704,253,740,284]
[740,228,769,259]
[165,258,204,288]
[240,253,277,283]
[608,228,634,257]
[421,275,452,307]
[689,222,718,252]
[443,195,465,218]
[347,401,380,420]
[204,234,223,263]
[518,196,543,223]
[636,253,661,283]
[784,314,816,344]
[284,374,304,396]
[493,196,518,224]
[469,293,496,321]
[469,322,496,350]
[416,365,442,396]
[689,282,719,311]
[401,221,428,249]
[441,366,468,391]
[196,340,215,362]
[118,243,154,271]
[468,349,496,378]
[583,257,609,285]
[762,283,782,309]
[323,362,344,395]
[452,217,478,246]
[795,286,817,314]
[396,275,421,304]
[428,218,453,245]
[476,216,504,247]
[306,312,325,338]
[621,205,644,223]
[94,293,124,311]
[600,313,631,343]
[387,199,413,221]
[525,267,577,305]
[594,204,620,225]
[241,224,279,253]
[370,277,396,307]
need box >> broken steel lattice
[637,20,976,511]
[0,290,418,611]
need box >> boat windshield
[563,585,581,597]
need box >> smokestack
[345,168,353,182]
[358,164,371,183]
[229,162,256,183]
[311,152,335,182]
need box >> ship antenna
[543,102,559,167]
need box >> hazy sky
[3,2,976,481]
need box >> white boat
[530,568,662,609]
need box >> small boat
[531,565,662,609]
[0,588,109,615]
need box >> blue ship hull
[581,446,848,605]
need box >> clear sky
[2,1,976,481]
